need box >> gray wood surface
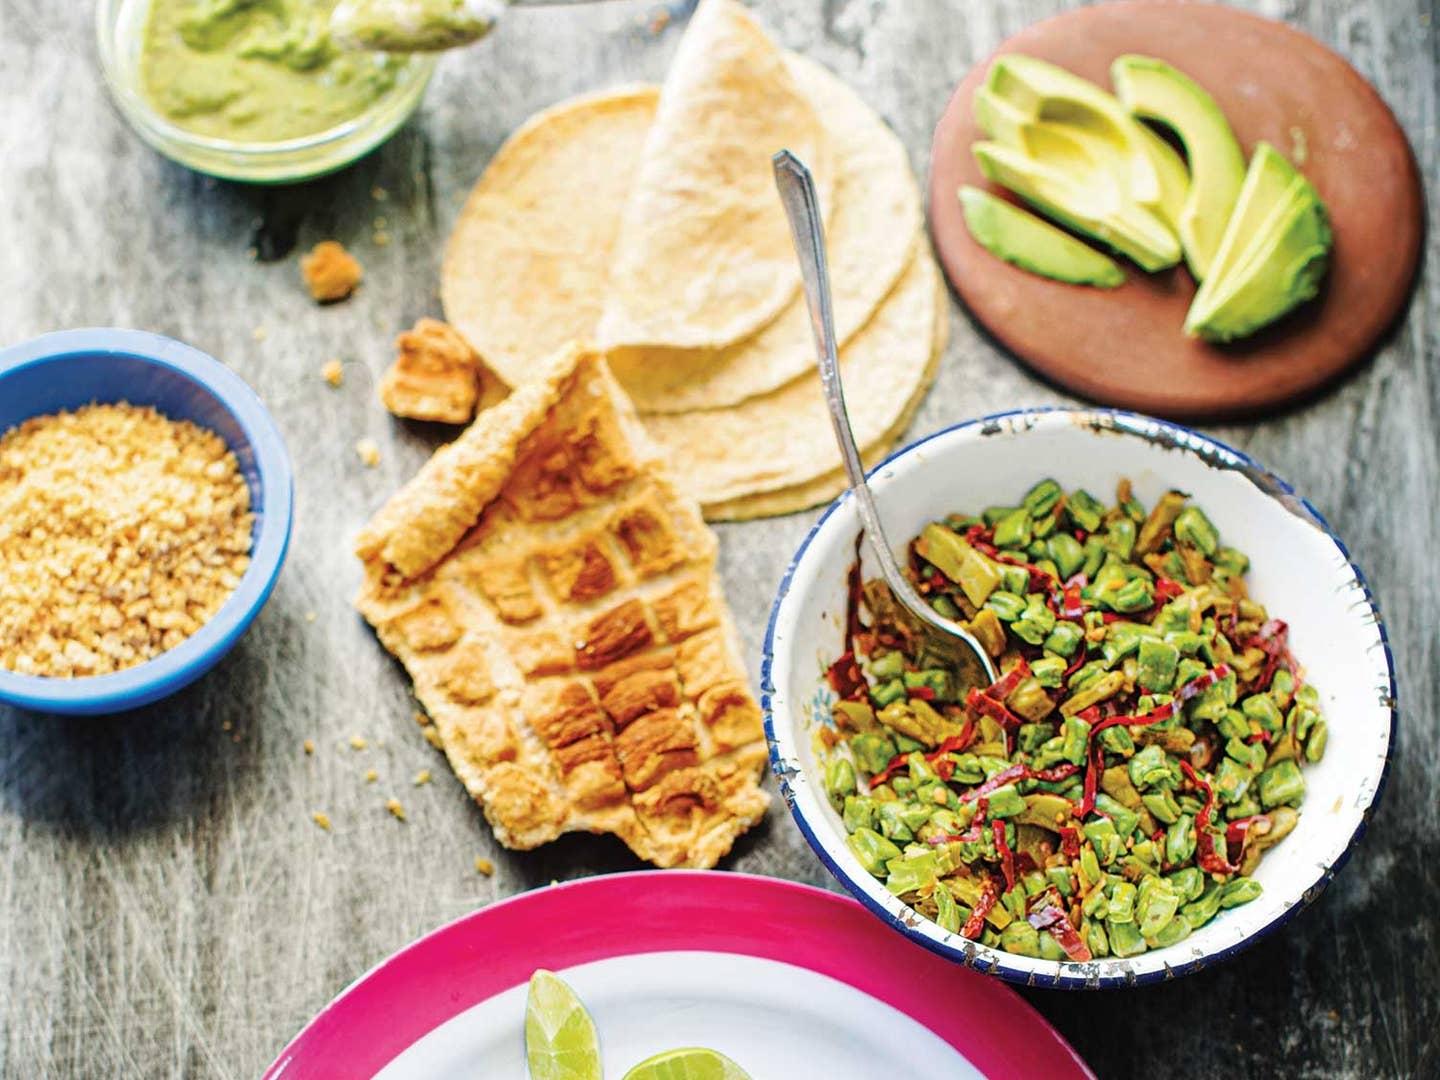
[0,0,1434,1076]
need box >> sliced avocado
[1138,126,1190,232]
[1111,55,1247,281]
[1186,143,1297,319]
[984,55,1171,216]
[1184,173,1331,342]
[973,141,1181,271]
[959,185,1125,287]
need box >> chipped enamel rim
[763,407,1396,989]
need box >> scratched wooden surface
[0,0,1434,1076]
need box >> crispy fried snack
[379,318,507,425]
[355,342,768,867]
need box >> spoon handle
[771,151,913,608]
[772,150,998,684]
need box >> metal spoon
[330,0,645,53]
[772,149,999,686]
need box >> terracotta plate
[929,0,1423,419]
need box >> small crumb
[475,856,495,877]
[312,812,331,831]
[355,438,381,468]
[371,186,388,201]
[305,611,317,623]
[373,231,391,247]
[365,768,378,783]
[303,739,315,755]
[222,720,232,731]
[414,769,431,786]
[1332,795,1343,813]
[414,711,431,726]
[1328,1010,1339,1021]
[252,326,268,342]
[300,240,364,303]
[321,358,344,387]
[1290,125,1309,166]
[385,798,407,822]
[379,318,485,424]
[422,726,444,750]
[349,735,369,750]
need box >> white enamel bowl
[763,408,1395,989]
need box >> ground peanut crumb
[422,726,444,750]
[312,812,331,831]
[321,359,344,387]
[349,735,369,750]
[475,856,494,876]
[365,768,378,783]
[0,403,253,678]
[413,769,431,786]
[384,798,406,821]
[303,739,315,755]
[355,438,381,468]
[300,240,363,303]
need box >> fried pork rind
[300,240,363,303]
[355,342,769,867]
[379,318,506,425]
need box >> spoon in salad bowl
[772,149,999,690]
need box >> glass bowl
[95,0,438,184]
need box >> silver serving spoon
[331,0,637,52]
[772,149,999,687]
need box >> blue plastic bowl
[0,329,294,715]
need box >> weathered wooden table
[1,1,1434,1076]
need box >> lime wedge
[620,1048,752,1080]
[525,970,602,1080]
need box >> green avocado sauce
[140,0,410,142]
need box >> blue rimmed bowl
[763,408,1395,989]
[0,329,294,715]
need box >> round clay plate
[930,0,1423,419]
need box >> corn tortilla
[611,52,922,413]
[594,0,834,353]
[641,248,939,510]
[441,86,658,386]
[702,269,949,520]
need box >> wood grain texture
[0,0,1434,1076]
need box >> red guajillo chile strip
[959,763,1030,804]
[1058,826,1082,861]
[983,658,1032,701]
[873,725,980,786]
[826,651,867,700]
[960,875,1001,941]
[993,819,1016,891]
[1248,619,1292,691]
[1225,814,1270,864]
[928,797,990,846]
[1086,664,1234,741]
[972,541,1057,591]
[1181,759,1239,875]
[966,687,1025,731]
[1027,902,1093,962]
[1154,577,1187,602]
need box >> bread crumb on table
[474,856,495,877]
[349,735,369,750]
[0,403,252,678]
[320,359,344,387]
[384,798,406,822]
[354,438,381,468]
[300,240,363,303]
[413,769,431,786]
[303,739,315,755]
[421,726,444,750]
[311,812,331,831]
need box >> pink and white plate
[264,871,1093,1079]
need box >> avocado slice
[975,84,1188,231]
[1186,143,1297,318]
[1111,55,1246,281]
[973,141,1181,271]
[1184,171,1331,342]
[984,55,1173,218]
[959,186,1125,287]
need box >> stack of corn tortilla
[441,0,942,520]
